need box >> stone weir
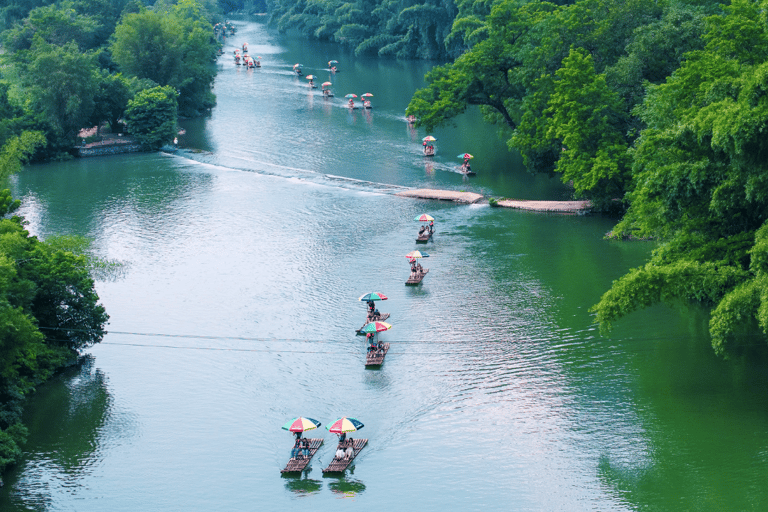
[76,138,145,157]
[395,188,592,213]
[395,189,484,203]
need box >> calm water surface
[2,17,768,511]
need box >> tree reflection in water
[3,356,113,505]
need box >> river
[1,16,767,511]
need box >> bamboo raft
[355,313,390,334]
[406,269,429,285]
[416,230,433,243]
[365,343,389,366]
[280,438,324,473]
[322,439,368,473]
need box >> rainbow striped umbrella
[358,292,388,302]
[422,135,436,142]
[282,417,321,432]
[414,213,434,222]
[326,417,364,434]
[360,321,392,334]
[405,250,429,259]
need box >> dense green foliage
[592,0,768,357]
[265,0,460,58]
[0,136,108,475]
[0,0,221,157]
[123,85,179,149]
[111,0,219,116]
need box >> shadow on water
[325,474,367,497]
[281,472,323,495]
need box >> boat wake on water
[173,150,410,194]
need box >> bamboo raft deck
[322,439,368,473]
[416,230,433,243]
[365,343,389,366]
[355,313,390,334]
[406,269,429,285]
[280,439,324,473]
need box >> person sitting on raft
[290,432,303,459]
[344,439,354,459]
[301,437,310,458]
[348,98,354,108]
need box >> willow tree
[591,0,768,357]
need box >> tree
[1,2,102,52]
[591,0,768,357]
[542,48,630,206]
[10,36,98,142]
[90,71,132,134]
[123,85,178,149]
[111,0,217,116]
[0,131,46,187]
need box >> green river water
[1,16,767,511]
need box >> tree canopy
[591,0,768,357]
[111,0,218,116]
[0,135,109,475]
[0,0,220,156]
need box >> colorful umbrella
[457,153,474,159]
[360,321,392,334]
[414,214,434,222]
[328,60,339,66]
[322,81,332,87]
[293,63,302,68]
[422,135,436,142]
[405,250,429,259]
[257,56,262,59]
[358,292,388,302]
[305,75,316,80]
[361,93,373,97]
[327,417,364,434]
[345,93,358,99]
[282,417,322,432]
